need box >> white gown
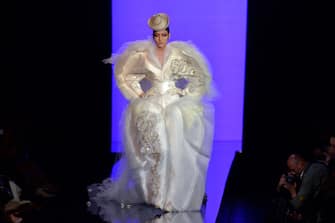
[88,40,214,212]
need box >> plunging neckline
[150,43,171,69]
[156,50,165,68]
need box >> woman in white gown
[88,13,214,212]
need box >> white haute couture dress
[88,40,214,212]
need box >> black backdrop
[228,0,334,205]
[244,0,334,156]
[243,0,334,172]
[2,0,334,197]
[3,0,112,190]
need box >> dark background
[240,0,334,193]
[2,0,334,219]
[244,0,334,156]
[2,0,112,191]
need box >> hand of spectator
[279,174,286,186]
[282,181,297,198]
[9,213,23,223]
[276,174,287,191]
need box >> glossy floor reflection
[11,149,270,223]
[87,201,205,223]
[85,199,267,223]
[109,141,239,223]
[86,141,240,223]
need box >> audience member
[311,145,329,165]
[276,153,328,222]
[0,125,58,223]
[313,136,335,223]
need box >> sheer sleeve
[114,52,147,100]
[103,41,150,100]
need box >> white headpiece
[147,13,170,31]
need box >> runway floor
[7,145,277,223]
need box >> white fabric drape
[89,40,214,212]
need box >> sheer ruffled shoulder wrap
[169,41,213,99]
[103,41,151,100]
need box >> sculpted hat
[148,13,170,31]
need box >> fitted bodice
[111,40,211,100]
[150,80,176,94]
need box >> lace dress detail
[135,111,161,204]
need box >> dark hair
[288,152,310,163]
[152,27,170,37]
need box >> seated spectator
[313,136,335,166]
[311,145,329,165]
[0,125,58,223]
[314,136,335,223]
[276,153,328,222]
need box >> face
[329,137,335,158]
[153,30,170,49]
[287,154,303,174]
